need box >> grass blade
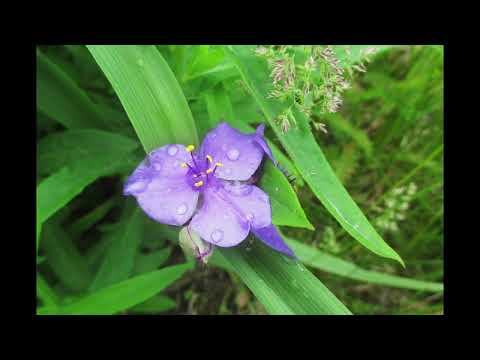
[40,221,93,292]
[36,130,138,251]
[225,45,403,266]
[217,241,351,314]
[36,273,61,307]
[39,263,193,315]
[128,295,176,314]
[87,45,199,152]
[286,237,443,292]
[259,162,313,229]
[133,247,172,275]
[89,206,144,292]
[37,48,108,130]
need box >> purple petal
[124,144,199,226]
[220,182,271,229]
[200,122,264,181]
[190,186,250,247]
[253,124,277,166]
[252,224,296,258]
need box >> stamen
[206,168,213,174]
[206,154,213,163]
[181,162,196,172]
[190,152,199,169]
[194,181,204,187]
[186,145,195,152]
[212,162,223,176]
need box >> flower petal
[252,224,296,258]
[124,144,198,226]
[253,124,277,165]
[220,182,271,229]
[200,122,264,181]
[190,186,250,247]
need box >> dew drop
[153,162,162,171]
[224,168,232,175]
[211,229,224,243]
[173,160,180,168]
[246,213,254,221]
[167,145,178,156]
[227,148,240,161]
[176,203,188,215]
[137,59,144,67]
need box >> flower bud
[179,226,213,264]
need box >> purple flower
[124,122,295,259]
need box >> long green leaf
[37,49,107,130]
[259,162,313,229]
[89,206,144,292]
[157,224,349,314]
[36,130,138,251]
[128,295,176,314]
[217,241,350,314]
[38,263,192,315]
[133,248,172,275]
[225,45,403,266]
[286,238,443,292]
[37,129,138,176]
[68,197,118,237]
[87,45,199,152]
[40,221,93,292]
[36,273,61,307]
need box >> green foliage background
[36,45,443,315]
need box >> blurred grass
[36,45,443,315]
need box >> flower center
[181,145,223,191]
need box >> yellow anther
[206,168,213,174]
[194,181,204,187]
[215,162,223,167]
[206,154,213,163]
[186,145,195,152]
[180,162,188,168]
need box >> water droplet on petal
[246,213,254,221]
[167,145,178,156]
[227,148,240,161]
[173,160,180,168]
[211,229,224,243]
[224,168,232,175]
[176,203,188,215]
[153,162,162,171]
